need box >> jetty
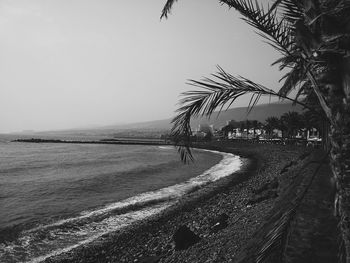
[13,138,172,146]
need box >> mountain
[191,101,304,128]
[100,102,304,131]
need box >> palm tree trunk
[322,120,330,151]
[328,57,350,262]
[329,119,350,263]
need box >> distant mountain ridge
[97,102,304,131]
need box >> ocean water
[0,137,242,262]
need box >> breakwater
[12,138,171,146]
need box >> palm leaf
[171,66,310,162]
[256,207,296,263]
[278,0,304,23]
[267,0,284,15]
[160,0,178,19]
[219,0,295,56]
[278,62,307,97]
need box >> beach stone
[173,225,200,250]
[210,213,229,233]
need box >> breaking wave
[0,149,241,263]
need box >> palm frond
[160,0,178,19]
[267,0,284,15]
[219,0,294,55]
[271,55,294,69]
[171,66,309,162]
[278,62,306,96]
[279,0,304,24]
[271,47,302,70]
[256,207,296,263]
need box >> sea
[0,134,242,263]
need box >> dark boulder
[173,225,200,250]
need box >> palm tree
[251,120,260,139]
[280,111,303,138]
[245,120,252,138]
[239,121,246,138]
[222,120,240,138]
[221,124,232,138]
[161,0,350,261]
[265,116,280,137]
[302,89,330,148]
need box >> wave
[0,149,242,263]
[26,196,175,234]
[1,204,171,263]
[158,146,175,150]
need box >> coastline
[42,142,318,263]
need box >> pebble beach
[43,141,337,263]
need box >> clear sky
[0,0,284,133]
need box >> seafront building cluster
[189,111,323,147]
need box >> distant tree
[204,130,213,141]
[245,120,252,138]
[302,110,321,133]
[264,117,280,137]
[280,111,303,138]
[251,120,260,138]
[221,120,240,137]
[302,90,330,147]
[239,121,245,131]
[221,125,231,138]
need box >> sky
[0,0,285,133]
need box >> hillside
[101,102,303,131]
[190,102,303,128]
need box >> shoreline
[39,144,249,263]
[42,142,309,263]
[31,146,241,263]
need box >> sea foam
[0,148,242,263]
